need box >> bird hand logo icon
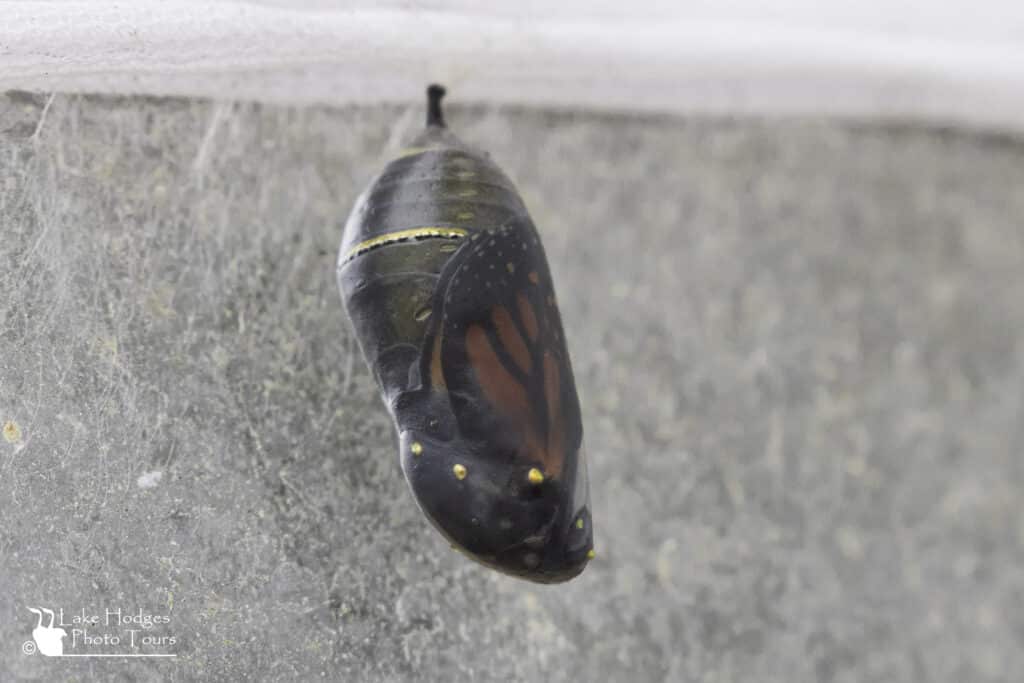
[26,607,67,656]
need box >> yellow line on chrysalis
[391,146,444,160]
[342,227,468,263]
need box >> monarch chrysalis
[337,85,593,583]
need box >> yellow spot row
[342,227,468,264]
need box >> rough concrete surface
[1,92,1022,682]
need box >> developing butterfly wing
[435,221,582,478]
[400,217,592,582]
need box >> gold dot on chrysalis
[414,307,431,322]
[410,441,423,456]
[527,468,544,485]
[453,463,467,480]
[575,517,584,529]
[587,549,596,560]
[456,211,474,220]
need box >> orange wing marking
[492,306,532,373]
[465,323,547,465]
[542,351,565,477]
[517,293,539,342]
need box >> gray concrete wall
[1,92,1022,682]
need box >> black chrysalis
[337,85,593,583]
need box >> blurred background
[2,2,1023,682]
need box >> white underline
[59,654,177,657]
